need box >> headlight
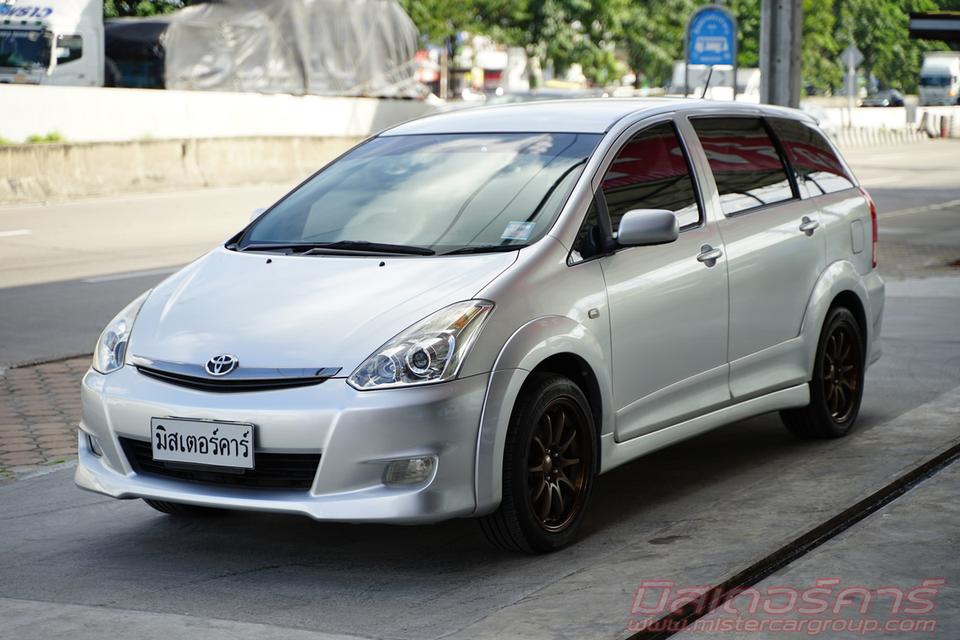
[92,291,150,374]
[348,300,494,390]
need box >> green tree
[802,0,841,93]
[614,0,695,88]
[395,0,480,46]
[475,0,621,87]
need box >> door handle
[696,244,723,267]
[799,216,820,236]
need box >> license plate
[151,418,254,469]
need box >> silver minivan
[76,99,885,553]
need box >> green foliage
[395,0,481,45]
[26,132,63,144]
[103,0,186,19]
[802,0,842,93]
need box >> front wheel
[479,374,597,554]
[781,306,865,438]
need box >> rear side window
[601,121,702,231]
[768,118,856,196]
[691,117,795,215]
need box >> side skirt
[599,383,810,474]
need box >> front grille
[136,366,331,393]
[119,437,320,490]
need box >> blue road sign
[688,6,736,66]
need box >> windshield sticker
[501,221,536,241]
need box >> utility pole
[759,0,803,107]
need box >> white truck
[918,51,960,106]
[0,0,102,86]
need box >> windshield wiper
[443,244,528,255]
[238,241,435,256]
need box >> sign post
[841,45,864,128]
[686,5,738,99]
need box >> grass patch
[25,132,63,144]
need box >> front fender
[473,315,614,515]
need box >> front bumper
[75,366,489,523]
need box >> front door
[599,119,730,442]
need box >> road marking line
[879,198,960,220]
[82,267,180,284]
[0,229,31,238]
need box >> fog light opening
[84,432,103,457]
[384,456,435,486]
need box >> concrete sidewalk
[672,461,960,639]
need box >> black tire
[780,306,865,439]
[143,499,222,517]
[479,374,597,554]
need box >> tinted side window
[601,121,702,231]
[768,118,856,196]
[691,117,795,215]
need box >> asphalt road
[1,302,957,639]
[0,141,958,367]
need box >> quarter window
[600,121,702,232]
[691,117,795,215]
[768,118,856,196]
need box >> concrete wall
[0,85,434,143]
[0,84,438,204]
[0,137,362,204]
[819,105,960,131]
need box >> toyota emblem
[205,354,239,376]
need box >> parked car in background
[76,99,884,553]
[861,89,905,107]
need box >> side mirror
[250,207,266,222]
[616,209,679,247]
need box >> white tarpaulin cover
[159,0,420,97]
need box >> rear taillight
[859,186,878,268]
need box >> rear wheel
[780,306,865,438]
[479,374,596,554]
[143,499,222,517]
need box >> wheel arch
[799,260,872,376]
[473,315,613,515]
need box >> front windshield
[240,132,601,254]
[920,75,951,87]
[0,29,50,69]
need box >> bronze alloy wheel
[822,324,860,423]
[526,397,590,533]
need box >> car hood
[128,246,517,373]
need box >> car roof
[382,98,814,136]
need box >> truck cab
[0,0,103,86]
[918,52,960,106]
